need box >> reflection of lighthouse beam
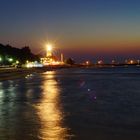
[37,71,68,139]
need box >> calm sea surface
[0,66,140,140]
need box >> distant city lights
[0,42,140,68]
[97,60,103,65]
[26,61,43,68]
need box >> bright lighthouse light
[46,44,52,51]
[46,43,53,57]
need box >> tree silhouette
[0,43,39,65]
[65,58,75,65]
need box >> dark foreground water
[0,66,140,140]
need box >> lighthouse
[46,44,52,57]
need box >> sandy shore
[0,65,77,81]
[0,66,64,81]
[0,64,138,81]
[0,68,44,81]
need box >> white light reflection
[37,71,68,140]
[0,82,3,99]
[0,81,16,102]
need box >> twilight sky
[0,0,140,62]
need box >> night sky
[0,0,140,62]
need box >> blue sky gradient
[0,0,140,61]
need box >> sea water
[0,66,140,140]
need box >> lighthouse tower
[46,44,52,57]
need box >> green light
[0,57,2,61]
[9,58,13,62]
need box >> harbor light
[137,60,140,65]
[97,60,103,65]
[86,61,89,65]
[130,60,134,64]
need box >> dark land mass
[0,43,39,64]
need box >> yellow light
[86,61,89,65]
[16,60,19,64]
[130,60,134,64]
[46,44,52,51]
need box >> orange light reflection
[36,71,67,140]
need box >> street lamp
[16,60,19,64]
[8,58,13,62]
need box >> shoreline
[0,67,47,81]
[0,64,139,81]
[0,65,75,81]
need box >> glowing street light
[8,58,13,62]
[16,60,19,64]
[130,60,134,64]
[86,61,89,65]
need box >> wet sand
[0,68,42,81]
[0,65,139,81]
[0,65,75,81]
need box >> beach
[0,65,72,81]
[0,65,139,81]
[0,67,44,81]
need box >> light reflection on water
[1,67,140,140]
[36,71,68,140]
[0,71,68,140]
